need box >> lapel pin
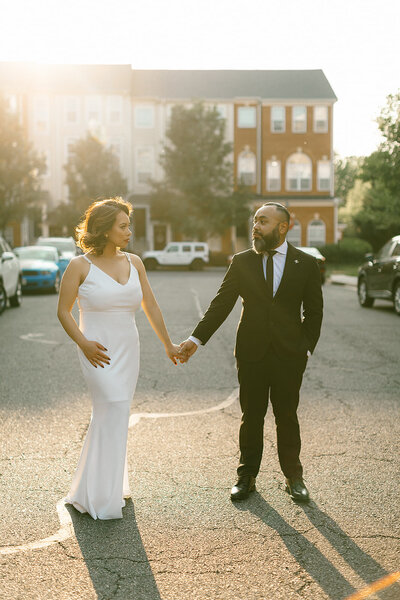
[294,259,299,264]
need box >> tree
[0,95,45,234]
[151,102,251,240]
[354,91,400,249]
[334,155,363,205]
[53,134,127,233]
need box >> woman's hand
[165,343,182,365]
[80,340,111,368]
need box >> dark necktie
[266,250,277,300]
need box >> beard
[252,224,281,254]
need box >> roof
[131,69,337,101]
[0,63,132,94]
[0,64,337,101]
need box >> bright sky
[1,0,399,157]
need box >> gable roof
[131,69,337,101]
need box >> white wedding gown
[65,253,142,519]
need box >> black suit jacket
[192,244,323,362]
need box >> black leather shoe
[230,475,256,501]
[285,478,310,502]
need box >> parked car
[13,246,61,293]
[0,236,23,314]
[143,242,210,271]
[357,235,400,315]
[36,236,79,276]
[296,246,326,284]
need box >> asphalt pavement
[0,270,399,600]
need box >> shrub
[318,238,372,263]
[209,251,229,266]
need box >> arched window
[287,220,302,246]
[286,153,312,191]
[238,148,256,186]
[307,219,326,247]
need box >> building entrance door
[153,224,167,250]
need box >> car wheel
[144,258,158,271]
[358,277,374,308]
[393,281,400,316]
[190,259,205,271]
[52,273,61,294]
[0,281,7,315]
[9,278,23,307]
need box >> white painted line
[0,499,73,555]
[190,288,204,319]
[19,333,59,345]
[128,388,239,428]
[0,389,239,556]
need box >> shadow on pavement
[67,500,162,600]
[234,492,391,600]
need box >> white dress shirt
[262,239,288,295]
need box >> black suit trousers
[236,352,308,479]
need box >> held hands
[80,340,111,368]
[165,343,182,365]
[177,339,198,364]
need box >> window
[377,240,393,259]
[136,147,154,184]
[42,150,50,177]
[317,160,331,191]
[286,153,312,191]
[64,96,79,125]
[314,106,328,133]
[307,220,326,246]
[392,243,400,257]
[85,95,101,123]
[215,104,227,120]
[238,148,256,186]
[107,95,123,124]
[182,245,191,252]
[195,245,205,251]
[287,220,302,246]
[271,106,285,132]
[292,106,307,133]
[167,245,179,253]
[33,95,50,134]
[237,106,256,128]
[266,160,281,191]
[64,138,77,162]
[135,105,154,128]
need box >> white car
[143,242,209,271]
[0,236,23,314]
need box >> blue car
[13,246,62,293]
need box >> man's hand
[178,339,198,363]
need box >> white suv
[0,236,23,314]
[143,242,209,271]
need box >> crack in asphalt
[0,388,239,557]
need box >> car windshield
[15,248,57,262]
[37,239,75,253]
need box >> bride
[57,197,181,519]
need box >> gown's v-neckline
[90,255,132,287]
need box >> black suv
[358,235,400,315]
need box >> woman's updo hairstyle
[76,197,133,255]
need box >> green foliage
[53,134,128,234]
[0,95,45,233]
[355,91,400,249]
[318,238,372,263]
[334,155,363,205]
[151,102,251,240]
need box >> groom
[179,202,323,502]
